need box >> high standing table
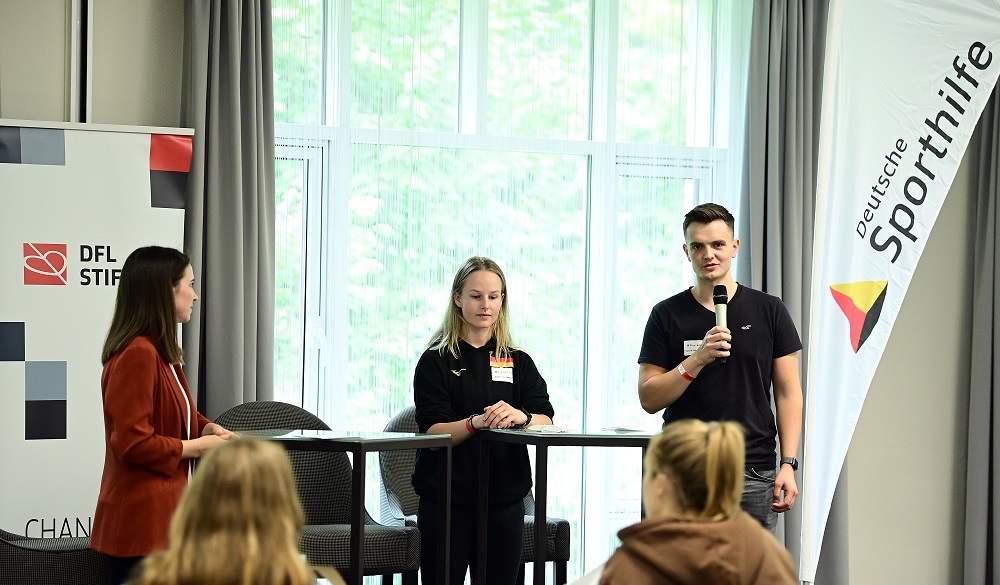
[252,430,453,585]
[475,429,652,584]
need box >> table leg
[349,447,365,585]
[640,445,647,519]
[437,446,452,585]
[533,445,548,584]
[475,439,490,583]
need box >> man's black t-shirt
[638,285,802,467]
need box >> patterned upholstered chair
[0,527,108,585]
[378,405,570,585]
[214,401,420,585]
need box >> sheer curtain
[270,1,752,579]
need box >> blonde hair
[428,256,516,359]
[646,419,745,520]
[130,439,313,585]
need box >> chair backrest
[379,405,421,524]
[214,400,330,431]
[213,401,353,525]
[0,528,108,585]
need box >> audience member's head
[129,438,314,585]
[643,419,745,520]
[597,420,796,584]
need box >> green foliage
[351,0,460,131]
[345,145,587,422]
[616,1,690,144]
[487,0,591,138]
[273,0,324,125]
[270,0,739,426]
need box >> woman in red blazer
[91,246,233,585]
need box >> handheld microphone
[713,285,729,364]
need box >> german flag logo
[830,281,887,353]
[489,354,514,368]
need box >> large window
[272,0,751,581]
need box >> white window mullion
[458,0,488,134]
[583,0,620,575]
[589,0,617,144]
[318,0,353,427]
[295,143,326,413]
[690,0,715,149]
[712,0,753,215]
[323,138,351,427]
[273,136,328,411]
[327,0,351,127]
[585,0,619,430]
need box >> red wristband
[465,415,478,434]
[678,363,696,382]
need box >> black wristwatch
[511,408,532,429]
[780,456,799,471]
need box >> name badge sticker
[491,367,513,383]
[683,340,701,356]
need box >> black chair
[214,400,420,585]
[0,527,108,585]
[379,405,570,585]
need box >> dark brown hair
[101,246,190,365]
[683,203,736,236]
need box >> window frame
[271,0,752,577]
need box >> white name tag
[491,367,513,383]
[683,340,701,356]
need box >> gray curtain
[739,1,845,583]
[964,82,1000,585]
[180,0,276,417]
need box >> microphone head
[713,284,729,305]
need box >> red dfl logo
[23,243,68,285]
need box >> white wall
[0,0,183,127]
[90,0,184,126]
[847,133,977,585]
[0,0,70,121]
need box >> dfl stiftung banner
[0,120,191,538]
[802,0,1000,581]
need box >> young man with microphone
[636,202,803,532]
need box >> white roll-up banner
[803,1,1000,581]
[0,120,192,538]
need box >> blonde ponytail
[646,419,745,520]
